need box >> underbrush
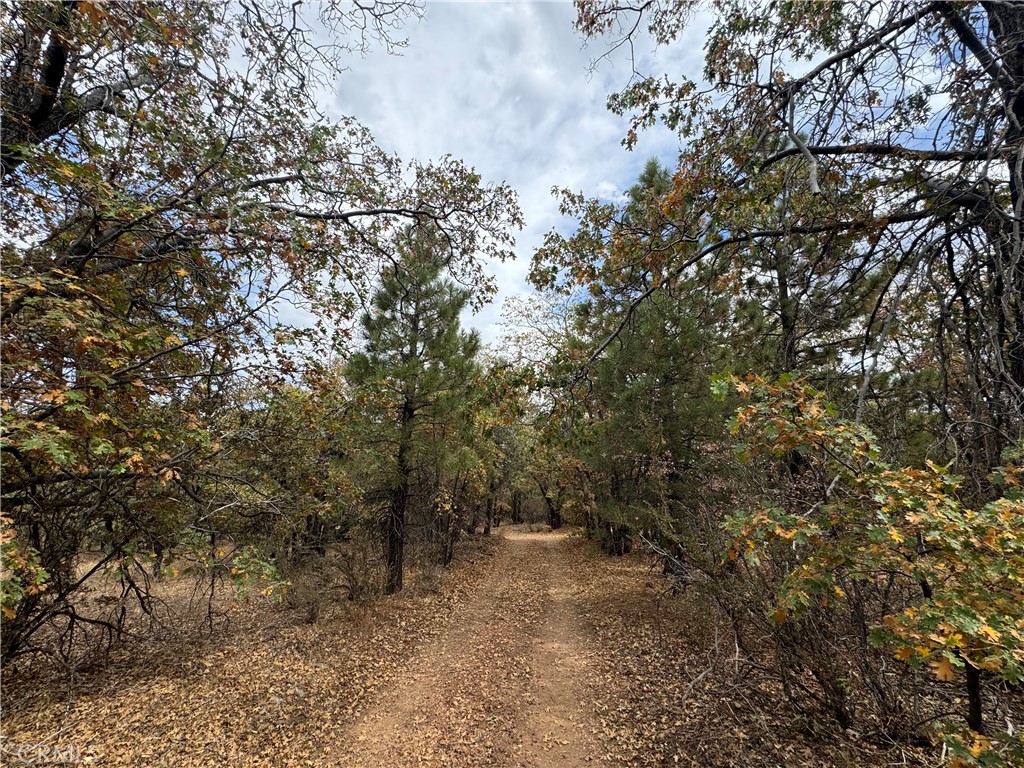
[1,534,500,711]
[592,545,1024,768]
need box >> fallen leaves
[1,538,499,768]
[2,529,966,768]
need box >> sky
[325,1,709,346]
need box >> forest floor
[2,526,930,767]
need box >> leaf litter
[3,528,941,767]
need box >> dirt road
[338,528,603,767]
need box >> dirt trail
[338,528,602,768]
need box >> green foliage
[347,226,482,436]
[1,517,50,622]
[344,225,488,590]
[227,546,288,603]
[725,376,1024,762]
[539,4,1024,754]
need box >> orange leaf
[931,656,957,681]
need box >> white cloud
[330,1,708,346]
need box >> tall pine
[347,226,481,594]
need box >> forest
[2,1,1023,767]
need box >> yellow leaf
[979,624,1000,642]
[970,735,991,757]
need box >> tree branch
[937,2,1016,92]
[585,207,938,367]
[787,96,820,195]
[760,142,1008,171]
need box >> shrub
[723,376,1024,760]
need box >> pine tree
[347,226,481,594]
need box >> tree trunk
[511,489,523,524]
[385,399,415,595]
[966,662,984,734]
[483,479,497,535]
[607,524,632,556]
[774,244,809,479]
[304,512,326,556]
[384,484,406,595]
[988,3,1024,444]
[547,506,562,530]
[775,244,799,375]
[536,478,562,529]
